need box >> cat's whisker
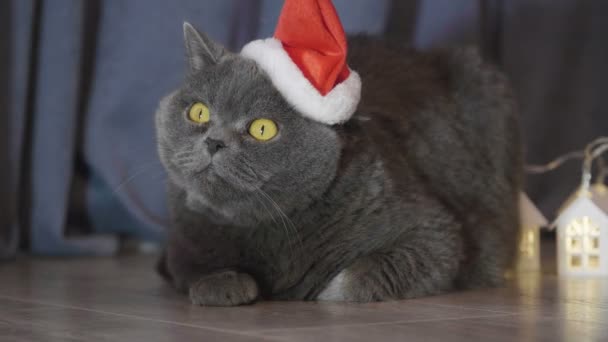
[173,158,196,167]
[238,155,272,180]
[222,160,298,254]
[257,188,304,253]
[173,150,196,158]
[112,168,167,194]
[229,163,262,190]
[117,160,163,182]
[250,190,287,243]
[254,189,298,261]
[173,154,195,160]
[172,154,196,162]
[230,160,302,252]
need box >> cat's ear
[183,22,226,71]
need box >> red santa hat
[241,0,361,125]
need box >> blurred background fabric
[1,0,607,258]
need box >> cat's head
[155,24,342,226]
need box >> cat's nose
[205,138,226,155]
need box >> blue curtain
[3,0,606,257]
[2,0,403,256]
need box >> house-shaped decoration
[554,187,608,276]
[591,183,608,212]
[517,192,548,272]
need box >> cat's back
[347,35,517,137]
[346,35,522,217]
[347,36,451,127]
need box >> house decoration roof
[520,192,548,228]
[552,189,608,230]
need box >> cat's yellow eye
[248,119,278,141]
[188,102,210,124]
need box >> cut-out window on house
[588,237,600,252]
[571,255,582,268]
[520,230,536,258]
[565,216,601,270]
[567,237,581,252]
[589,255,600,269]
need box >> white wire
[596,156,607,184]
[581,137,608,190]
[524,137,608,181]
[589,138,608,184]
[525,151,584,174]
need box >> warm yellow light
[516,226,541,272]
[526,230,535,243]
[565,216,601,270]
[567,237,581,252]
[520,230,536,258]
[589,255,600,268]
[590,237,600,250]
[570,255,582,268]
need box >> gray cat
[154,23,522,306]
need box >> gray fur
[154,24,522,306]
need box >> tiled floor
[1,247,607,341]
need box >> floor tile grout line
[2,313,285,342]
[412,298,608,314]
[0,295,522,338]
[252,310,608,337]
[245,308,608,336]
[2,306,69,314]
[409,301,518,314]
[244,312,520,335]
[0,295,263,338]
[0,315,105,342]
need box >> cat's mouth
[201,164,222,182]
[168,152,267,196]
[169,154,211,178]
[193,159,213,175]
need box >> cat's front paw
[189,270,259,306]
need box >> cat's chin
[181,183,266,227]
[184,191,238,225]
[184,191,210,212]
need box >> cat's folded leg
[455,211,518,289]
[188,270,259,306]
[161,240,259,306]
[169,263,260,306]
[317,241,461,302]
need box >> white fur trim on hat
[241,38,361,125]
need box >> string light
[582,138,608,191]
[508,137,608,276]
[525,151,584,174]
[549,136,608,277]
[516,137,608,275]
[525,137,608,183]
